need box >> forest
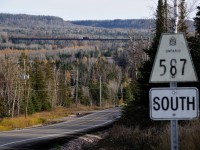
[0,0,197,123]
[0,37,147,119]
[0,13,149,118]
[1,0,200,149]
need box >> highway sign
[150,33,198,83]
[149,87,199,120]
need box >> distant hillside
[0,13,195,32]
[0,13,73,28]
[71,19,195,32]
[0,13,195,39]
[71,19,154,30]
[0,13,133,40]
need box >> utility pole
[64,64,66,86]
[121,84,123,101]
[23,59,27,119]
[171,0,178,150]
[99,76,102,107]
[20,58,29,119]
[75,69,79,107]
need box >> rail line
[9,37,147,42]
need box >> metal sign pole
[171,117,178,150]
[171,0,178,150]
[170,82,178,150]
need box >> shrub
[110,125,158,150]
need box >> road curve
[0,107,121,149]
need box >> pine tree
[194,6,200,36]
[44,61,55,108]
[123,85,134,104]
[164,0,168,32]
[178,0,188,35]
[148,0,165,60]
[188,5,200,91]
[30,59,51,111]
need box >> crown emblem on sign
[169,36,176,46]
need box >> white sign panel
[150,33,198,83]
[149,87,199,120]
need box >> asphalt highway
[0,107,121,149]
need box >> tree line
[0,50,122,118]
[0,34,148,118]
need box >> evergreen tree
[0,96,7,118]
[178,0,188,35]
[188,5,200,91]
[122,0,166,127]
[123,85,134,104]
[89,82,100,106]
[194,6,200,36]
[31,59,51,111]
[89,81,108,106]
[148,0,165,60]
[44,61,55,108]
[164,0,168,32]
[57,64,72,107]
[79,87,89,106]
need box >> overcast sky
[0,0,198,20]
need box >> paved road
[0,107,121,149]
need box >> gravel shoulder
[49,130,110,150]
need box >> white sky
[0,0,199,21]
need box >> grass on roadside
[158,120,200,150]
[91,120,200,150]
[0,105,102,131]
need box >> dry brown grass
[108,125,159,150]
[0,105,102,131]
[158,120,200,150]
[105,120,200,150]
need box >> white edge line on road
[0,118,118,148]
[0,108,121,148]
[0,107,120,133]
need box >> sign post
[171,1,179,149]
[149,1,198,150]
[149,33,198,149]
[149,87,199,150]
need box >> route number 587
[160,59,187,77]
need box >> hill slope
[0,13,195,39]
[71,19,195,32]
[71,19,154,29]
[0,13,73,28]
[0,13,195,31]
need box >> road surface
[0,107,121,149]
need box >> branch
[185,0,200,19]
